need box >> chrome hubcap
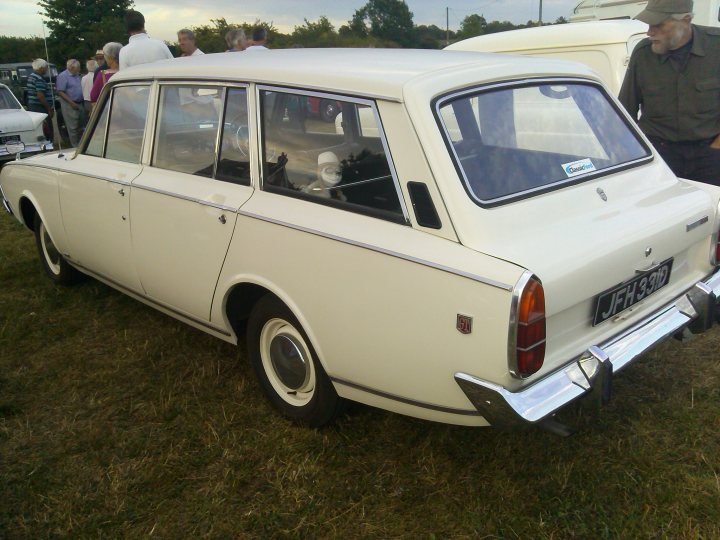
[40,222,61,274]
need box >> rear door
[130,84,254,320]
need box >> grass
[1,209,719,538]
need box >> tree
[415,25,449,49]
[39,0,134,65]
[346,0,416,47]
[291,17,340,48]
[457,14,488,40]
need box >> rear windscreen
[436,82,650,206]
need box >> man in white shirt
[119,10,174,70]
[178,29,204,56]
[245,27,269,51]
[81,59,97,116]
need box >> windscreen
[437,82,650,205]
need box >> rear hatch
[434,79,717,376]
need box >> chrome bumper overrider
[455,269,720,428]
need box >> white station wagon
[2,49,720,435]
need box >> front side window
[101,85,150,163]
[437,82,650,206]
[260,89,404,222]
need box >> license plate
[592,258,673,326]
[0,135,20,144]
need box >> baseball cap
[635,0,694,25]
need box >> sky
[1,0,581,43]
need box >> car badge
[645,247,652,257]
[596,187,607,202]
[456,314,473,334]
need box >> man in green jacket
[619,0,720,185]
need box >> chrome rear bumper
[455,269,720,427]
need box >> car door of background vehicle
[130,84,254,320]
[58,83,151,291]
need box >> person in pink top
[90,42,122,103]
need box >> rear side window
[437,82,650,206]
[153,85,223,177]
[259,89,405,223]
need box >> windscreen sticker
[561,158,596,178]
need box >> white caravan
[570,0,720,27]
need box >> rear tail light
[510,273,546,378]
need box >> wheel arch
[222,279,332,372]
[19,195,39,232]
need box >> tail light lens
[510,274,546,378]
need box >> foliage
[346,0,416,47]
[457,14,488,41]
[38,0,133,65]
[0,36,47,64]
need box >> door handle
[218,214,226,225]
[118,188,125,197]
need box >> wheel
[33,213,83,285]
[319,99,340,123]
[247,295,347,427]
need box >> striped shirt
[26,72,49,109]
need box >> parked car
[446,20,648,95]
[2,49,720,434]
[307,96,342,122]
[0,62,67,140]
[0,83,53,162]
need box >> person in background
[26,58,54,141]
[619,0,720,185]
[225,28,246,52]
[119,10,173,69]
[90,42,122,103]
[56,59,86,146]
[246,26,269,50]
[81,59,97,117]
[93,49,107,82]
[178,28,204,56]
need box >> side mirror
[5,141,26,159]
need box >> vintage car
[2,49,720,434]
[0,82,53,162]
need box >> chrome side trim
[131,182,237,212]
[3,161,133,186]
[456,268,720,425]
[69,261,232,337]
[236,208,514,291]
[331,376,481,416]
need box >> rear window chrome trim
[433,77,653,209]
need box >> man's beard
[651,25,688,54]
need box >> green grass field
[1,210,719,538]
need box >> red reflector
[517,320,546,350]
[517,342,546,377]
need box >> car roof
[446,20,648,53]
[112,48,600,102]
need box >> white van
[445,20,647,95]
[570,0,720,27]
